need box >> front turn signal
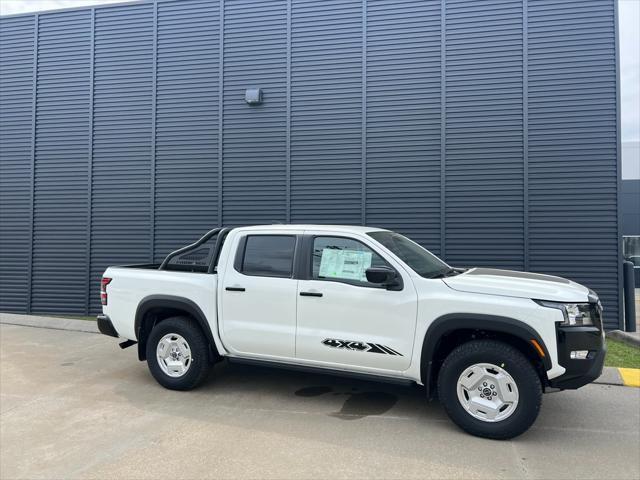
[530,339,546,358]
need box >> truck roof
[234,224,388,234]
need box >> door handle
[300,291,323,297]
[225,286,245,292]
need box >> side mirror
[366,266,397,285]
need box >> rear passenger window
[240,235,296,278]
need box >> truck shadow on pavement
[295,385,399,420]
[116,358,452,426]
[215,360,434,421]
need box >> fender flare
[420,313,552,392]
[134,295,217,361]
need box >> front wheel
[146,316,212,390]
[437,340,542,439]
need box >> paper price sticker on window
[318,249,372,282]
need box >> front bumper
[97,314,119,338]
[548,325,606,390]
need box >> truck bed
[102,265,218,341]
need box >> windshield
[367,231,450,278]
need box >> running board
[227,357,414,386]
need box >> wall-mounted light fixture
[245,88,263,105]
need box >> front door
[296,234,417,372]
[220,231,301,359]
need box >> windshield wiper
[428,267,464,279]
[427,267,468,279]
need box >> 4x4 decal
[322,338,402,356]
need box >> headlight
[535,300,595,326]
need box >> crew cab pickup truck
[98,225,605,439]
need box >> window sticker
[318,248,372,281]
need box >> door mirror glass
[365,266,396,285]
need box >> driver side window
[311,236,390,287]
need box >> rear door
[295,233,418,372]
[219,230,302,359]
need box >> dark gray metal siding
[0,15,34,312]
[0,0,621,327]
[154,0,220,260]
[223,0,287,226]
[31,10,92,314]
[291,0,363,224]
[527,0,619,320]
[89,4,155,311]
[445,0,525,270]
[366,0,442,252]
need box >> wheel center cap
[157,333,192,378]
[483,387,492,396]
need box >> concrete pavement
[1,322,639,480]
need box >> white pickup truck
[98,225,605,439]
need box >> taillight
[101,277,112,306]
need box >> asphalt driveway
[1,322,639,480]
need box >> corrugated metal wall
[0,0,621,327]
[0,14,34,312]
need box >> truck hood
[442,268,590,302]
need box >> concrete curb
[592,367,640,388]
[593,367,625,386]
[617,368,640,388]
[606,330,640,347]
[0,313,98,334]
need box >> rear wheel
[437,339,542,439]
[146,316,211,390]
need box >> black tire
[146,316,212,391]
[437,339,542,440]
